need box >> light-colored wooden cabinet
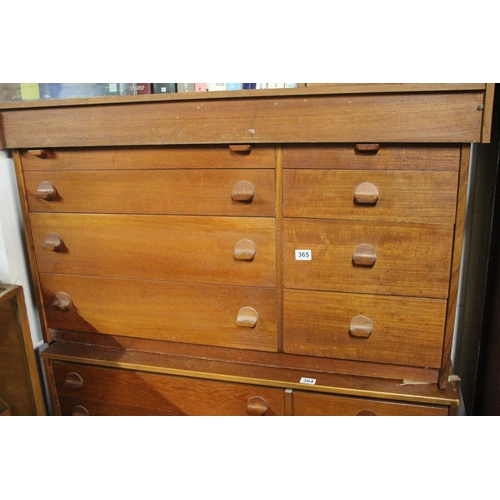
[1,83,495,415]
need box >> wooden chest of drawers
[1,84,495,415]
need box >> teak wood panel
[24,169,276,216]
[30,214,276,288]
[292,391,448,416]
[284,289,446,368]
[283,169,458,223]
[42,340,460,405]
[40,274,278,351]
[51,361,285,416]
[1,92,485,148]
[19,145,276,171]
[284,219,454,298]
[282,144,461,171]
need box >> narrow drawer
[284,289,446,368]
[24,169,275,216]
[292,391,449,416]
[282,144,460,171]
[20,145,276,172]
[31,214,276,288]
[40,274,277,351]
[284,218,453,299]
[283,169,458,223]
[52,362,285,416]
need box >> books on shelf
[177,83,195,93]
[1,82,303,103]
[152,83,177,93]
[207,83,226,91]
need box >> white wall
[0,149,43,348]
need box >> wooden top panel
[0,86,490,147]
[41,340,460,406]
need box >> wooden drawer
[40,274,277,351]
[31,214,276,288]
[283,169,458,223]
[292,391,449,416]
[284,218,453,299]
[24,169,275,216]
[52,361,285,416]
[282,144,460,171]
[284,289,446,368]
[20,145,276,172]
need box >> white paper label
[300,377,316,385]
[295,250,312,260]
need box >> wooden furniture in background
[0,284,46,415]
[0,84,495,415]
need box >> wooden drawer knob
[355,143,380,154]
[234,239,257,261]
[71,405,89,416]
[246,396,269,416]
[231,181,255,202]
[28,149,50,159]
[357,410,377,416]
[42,233,63,251]
[52,292,72,310]
[35,181,57,201]
[64,372,84,390]
[349,315,373,338]
[352,244,377,267]
[236,307,259,328]
[229,144,253,154]
[354,182,379,205]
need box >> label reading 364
[295,250,312,260]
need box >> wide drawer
[284,289,446,368]
[24,169,275,216]
[52,361,285,416]
[40,274,277,351]
[283,169,458,223]
[31,214,276,288]
[20,145,276,171]
[282,144,460,171]
[284,218,453,299]
[292,391,449,416]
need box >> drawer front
[20,145,276,172]
[41,274,277,351]
[283,169,458,223]
[31,214,276,288]
[24,169,275,216]
[282,144,460,171]
[284,219,453,298]
[52,361,285,416]
[284,289,446,367]
[292,391,449,416]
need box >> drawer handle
[42,233,63,251]
[71,405,89,416]
[231,181,255,202]
[354,182,380,205]
[234,239,257,261]
[246,396,269,416]
[229,144,253,154]
[52,292,72,311]
[349,315,373,338]
[236,307,259,328]
[64,372,84,390]
[355,143,380,154]
[352,244,377,267]
[28,149,50,159]
[357,410,377,416]
[35,181,57,201]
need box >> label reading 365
[295,250,312,260]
